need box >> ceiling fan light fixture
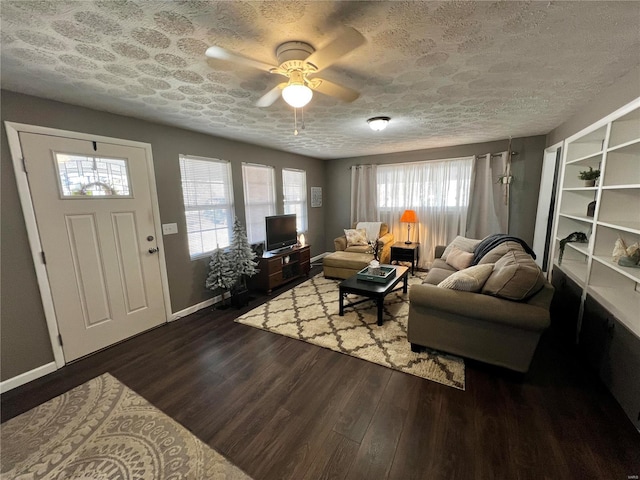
[282,84,313,108]
[367,116,390,131]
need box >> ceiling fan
[205,27,366,109]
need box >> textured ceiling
[1,1,639,160]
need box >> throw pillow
[441,236,481,260]
[482,250,545,301]
[477,241,525,265]
[437,264,495,292]
[344,228,368,247]
[445,246,474,270]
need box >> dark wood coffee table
[338,265,409,326]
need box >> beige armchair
[334,223,394,264]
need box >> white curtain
[466,152,509,239]
[350,164,378,224]
[377,157,474,267]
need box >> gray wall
[324,136,547,253]
[1,90,325,381]
[547,65,640,146]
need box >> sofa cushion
[424,267,454,285]
[323,251,372,270]
[477,241,525,265]
[445,246,474,270]
[441,236,481,260]
[437,264,495,292]
[431,258,456,272]
[482,250,545,300]
[345,245,371,254]
[344,228,368,247]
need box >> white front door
[19,132,167,362]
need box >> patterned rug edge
[1,372,254,479]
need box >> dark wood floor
[3,266,639,479]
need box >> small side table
[390,242,420,275]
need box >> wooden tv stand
[249,245,311,293]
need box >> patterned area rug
[236,273,465,390]
[1,373,251,479]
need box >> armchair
[334,222,394,264]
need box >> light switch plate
[162,223,178,235]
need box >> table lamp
[400,209,418,244]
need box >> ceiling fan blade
[255,83,287,107]
[205,46,276,72]
[311,78,360,103]
[304,27,366,72]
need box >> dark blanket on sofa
[472,234,536,265]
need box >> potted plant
[578,167,600,187]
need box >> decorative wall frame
[311,187,322,207]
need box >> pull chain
[293,107,307,135]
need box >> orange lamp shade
[400,209,418,223]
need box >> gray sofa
[408,241,553,373]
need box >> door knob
[148,247,159,254]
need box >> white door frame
[533,141,564,277]
[5,122,172,368]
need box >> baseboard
[0,362,57,394]
[170,291,231,321]
[311,252,330,264]
[170,255,333,322]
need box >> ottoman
[323,251,373,279]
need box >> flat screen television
[265,214,297,252]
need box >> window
[283,168,307,233]
[242,163,276,244]
[55,153,131,197]
[377,158,473,210]
[179,155,234,258]
[375,157,474,269]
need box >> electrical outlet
[162,223,178,235]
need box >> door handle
[148,247,159,254]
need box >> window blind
[179,155,234,258]
[242,163,276,244]
[283,168,308,233]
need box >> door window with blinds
[179,155,234,258]
[283,168,308,233]
[242,163,276,244]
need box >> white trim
[143,142,173,322]
[0,362,57,394]
[170,292,231,321]
[564,97,640,144]
[311,252,329,263]
[5,123,66,368]
[4,122,172,373]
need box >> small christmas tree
[205,245,235,307]
[228,216,258,291]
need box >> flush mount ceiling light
[367,116,390,131]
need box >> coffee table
[338,265,409,326]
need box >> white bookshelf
[552,97,640,340]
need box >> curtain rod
[479,151,519,157]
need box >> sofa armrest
[434,245,446,259]
[409,284,550,331]
[334,236,347,251]
[377,232,394,247]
